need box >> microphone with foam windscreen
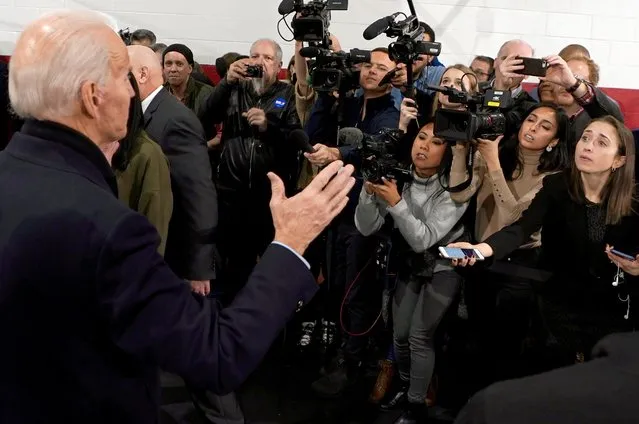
[299,46,328,58]
[363,13,401,40]
[338,127,364,149]
[289,129,317,153]
[278,0,295,15]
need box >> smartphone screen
[442,247,480,259]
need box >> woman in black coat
[449,115,638,368]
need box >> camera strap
[445,144,475,193]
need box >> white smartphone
[438,246,485,261]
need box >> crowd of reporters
[1,14,638,424]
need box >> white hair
[250,38,283,63]
[9,10,116,120]
[497,39,535,58]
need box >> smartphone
[610,249,636,261]
[438,246,485,261]
[513,57,548,77]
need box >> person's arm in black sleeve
[96,213,318,395]
[580,83,624,122]
[304,92,337,142]
[483,172,556,260]
[198,77,235,127]
[163,115,218,280]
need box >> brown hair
[431,64,478,116]
[559,44,591,61]
[569,115,636,225]
[567,57,600,86]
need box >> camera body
[245,65,264,78]
[291,0,347,43]
[357,129,412,184]
[385,16,442,64]
[434,88,513,141]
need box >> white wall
[1,0,637,88]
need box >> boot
[393,402,427,424]
[369,359,394,404]
[379,379,408,411]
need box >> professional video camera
[363,0,441,93]
[278,0,348,45]
[300,46,370,92]
[118,28,132,46]
[430,85,513,141]
[339,127,412,184]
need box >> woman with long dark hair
[109,73,173,255]
[450,115,639,369]
[447,103,570,382]
[356,121,469,423]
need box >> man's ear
[79,81,101,118]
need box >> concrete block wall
[0,0,637,88]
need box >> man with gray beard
[199,38,302,303]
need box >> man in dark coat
[0,11,355,424]
[129,45,217,296]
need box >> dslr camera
[245,65,264,78]
[433,87,513,141]
[118,28,132,46]
[340,127,412,184]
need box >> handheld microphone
[378,68,398,86]
[338,127,364,149]
[363,13,401,40]
[289,129,317,153]
[278,0,295,15]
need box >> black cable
[277,13,295,42]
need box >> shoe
[393,402,427,424]
[311,359,358,398]
[369,359,394,404]
[379,380,408,411]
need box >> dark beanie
[162,43,194,66]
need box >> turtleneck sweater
[450,145,550,248]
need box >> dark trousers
[330,221,382,365]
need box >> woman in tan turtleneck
[450,103,570,245]
[448,103,570,383]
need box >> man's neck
[50,116,107,148]
[362,89,388,101]
[564,102,582,118]
[170,78,189,100]
[581,171,610,204]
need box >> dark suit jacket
[0,61,9,149]
[455,332,639,424]
[144,87,218,280]
[0,120,318,424]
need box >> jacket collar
[143,87,171,126]
[357,92,395,116]
[6,119,118,196]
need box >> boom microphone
[338,127,364,149]
[289,129,317,153]
[278,0,295,15]
[363,12,401,40]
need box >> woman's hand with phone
[606,245,639,276]
[445,242,494,267]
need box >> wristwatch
[566,75,584,93]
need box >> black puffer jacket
[199,78,301,195]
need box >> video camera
[339,127,412,184]
[300,46,370,92]
[431,85,513,141]
[278,0,348,45]
[118,28,132,46]
[363,0,441,95]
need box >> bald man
[0,11,355,424]
[128,44,218,295]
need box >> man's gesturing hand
[268,161,355,256]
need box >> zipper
[248,97,263,190]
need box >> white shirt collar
[141,85,164,114]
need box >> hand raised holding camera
[399,98,418,132]
[494,54,524,90]
[226,58,252,83]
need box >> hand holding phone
[439,246,485,261]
